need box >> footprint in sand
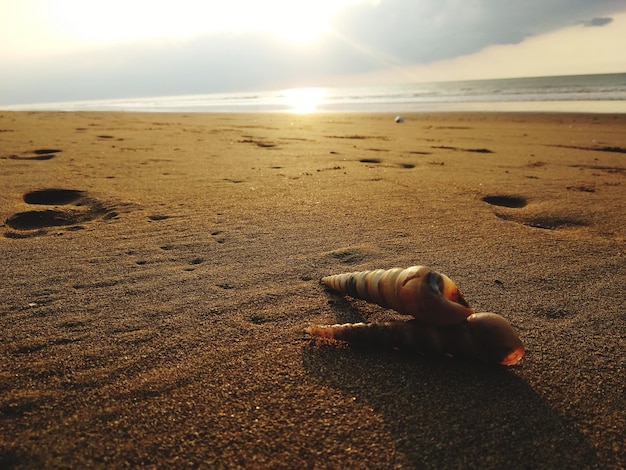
[359,158,415,169]
[4,189,118,238]
[482,195,527,209]
[6,149,62,161]
[516,215,588,231]
[482,194,588,231]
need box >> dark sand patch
[24,189,84,205]
[148,214,171,221]
[482,195,528,208]
[6,209,88,230]
[33,149,62,155]
[8,154,57,161]
[6,149,62,161]
[238,138,277,148]
[567,185,596,193]
[547,144,626,154]
[495,212,589,230]
[432,145,494,153]
[569,164,625,175]
[326,135,389,141]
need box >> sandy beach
[1,111,625,468]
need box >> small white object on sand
[394,116,405,123]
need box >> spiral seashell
[306,312,525,366]
[321,266,474,326]
[312,266,525,365]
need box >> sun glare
[282,87,326,113]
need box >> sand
[1,111,625,469]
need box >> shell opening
[427,271,443,295]
[427,272,471,308]
[467,313,525,365]
[499,346,525,366]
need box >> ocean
[4,72,626,114]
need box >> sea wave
[4,73,625,113]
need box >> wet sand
[1,111,625,468]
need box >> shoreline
[3,73,625,114]
[2,100,625,114]
[1,111,625,468]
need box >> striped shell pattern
[307,266,525,366]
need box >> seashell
[321,266,474,326]
[310,266,525,365]
[306,312,525,366]
[394,115,405,123]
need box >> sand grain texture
[1,111,625,468]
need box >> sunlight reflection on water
[4,74,625,113]
[282,87,326,113]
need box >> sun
[282,87,326,113]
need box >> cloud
[344,10,626,84]
[330,0,626,63]
[583,17,614,27]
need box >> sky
[1,0,626,105]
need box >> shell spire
[321,266,474,326]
